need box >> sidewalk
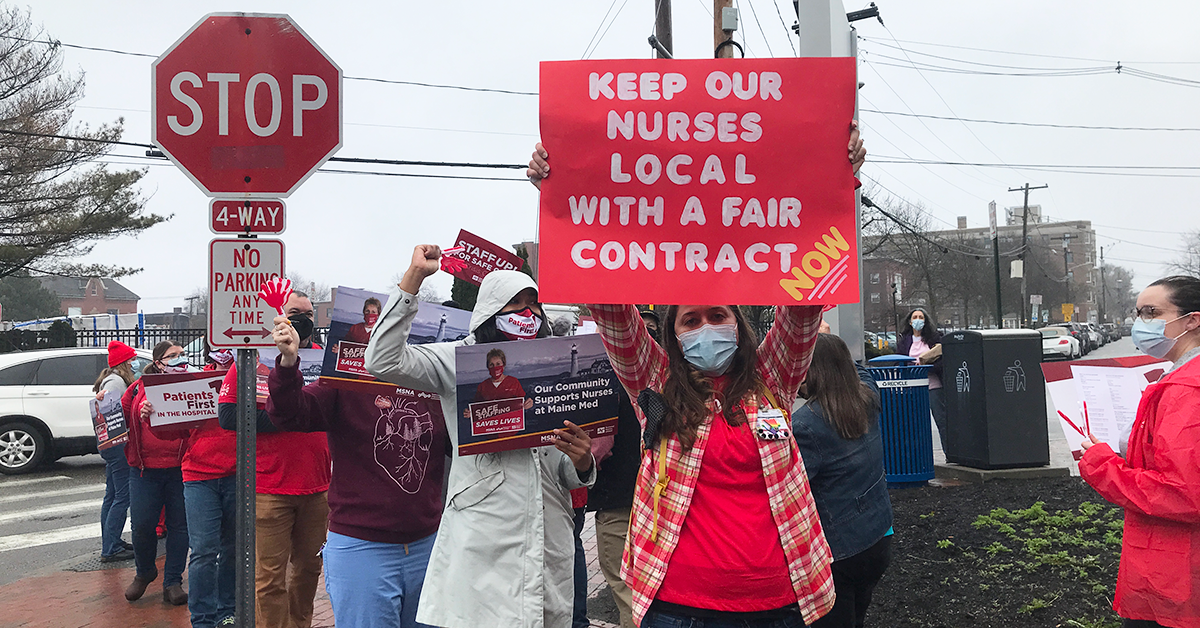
[0,517,618,628]
[0,551,334,628]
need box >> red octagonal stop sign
[153,13,342,198]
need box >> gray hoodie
[365,270,594,628]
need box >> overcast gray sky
[30,0,1200,312]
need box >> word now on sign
[537,58,858,306]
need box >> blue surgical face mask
[1131,313,1193,359]
[911,318,925,332]
[161,356,191,374]
[677,323,739,375]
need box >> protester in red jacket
[217,291,331,628]
[1080,275,1200,628]
[122,341,189,607]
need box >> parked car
[1084,322,1106,347]
[1047,323,1091,355]
[1041,327,1081,361]
[1117,322,1133,337]
[1100,323,1119,342]
[0,347,153,474]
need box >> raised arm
[587,304,669,400]
[757,305,823,413]
[265,356,339,433]
[364,245,459,396]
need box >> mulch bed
[869,476,1123,628]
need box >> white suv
[0,347,153,474]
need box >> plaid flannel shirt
[588,304,835,626]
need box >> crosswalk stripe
[0,498,104,526]
[0,475,71,488]
[0,484,104,505]
[0,520,130,553]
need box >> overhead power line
[857,34,1200,66]
[0,34,538,96]
[0,128,527,170]
[860,109,1200,132]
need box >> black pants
[811,535,892,628]
[1122,620,1167,628]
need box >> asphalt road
[0,454,114,586]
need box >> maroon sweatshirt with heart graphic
[266,357,450,544]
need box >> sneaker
[217,617,236,627]
[100,548,135,563]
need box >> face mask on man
[1132,313,1195,359]
[912,318,925,332]
[677,323,739,375]
[495,307,542,340]
[289,313,315,343]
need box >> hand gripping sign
[537,58,858,306]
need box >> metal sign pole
[234,347,256,625]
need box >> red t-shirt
[219,364,331,495]
[474,375,526,402]
[656,411,796,611]
[342,323,371,345]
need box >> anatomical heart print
[373,394,437,494]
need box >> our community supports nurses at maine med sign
[537,58,859,306]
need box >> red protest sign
[537,59,858,305]
[468,397,526,437]
[445,230,524,286]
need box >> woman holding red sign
[364,259,596,628]
[525,125,864,628]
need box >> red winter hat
[107,341,137,367]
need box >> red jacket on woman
[122,381,185,470]
[1080,355,1200,627]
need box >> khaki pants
[595,506,635,628]
[255,492,329,628]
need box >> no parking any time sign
[209,239,285,348]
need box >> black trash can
[867,355,935,486]
[941,329,1048,469]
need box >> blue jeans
[128,466,188,586]
[642,607,806,628]
[184,477,237,628]
[323,531,436,628]
[573,507,589,628]
[99,445,131,557]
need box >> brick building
[39,277,140,316]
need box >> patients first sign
[537,59,858,305]
[152,13,342,197]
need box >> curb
[933,463,1071,484]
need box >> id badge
[755,407,791,440]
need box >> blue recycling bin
[867,355,935,486]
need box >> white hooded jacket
[365,270,595,628]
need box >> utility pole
[655,0,673,58]
[989,201,1003,329]
[1063,234,1073,306]
[1009,183,1048,327]
[1100,246,1107,323]
[714,0,735,57]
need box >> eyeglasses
[1135,305,1177,322]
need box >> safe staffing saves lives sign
[537,59,859,306]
